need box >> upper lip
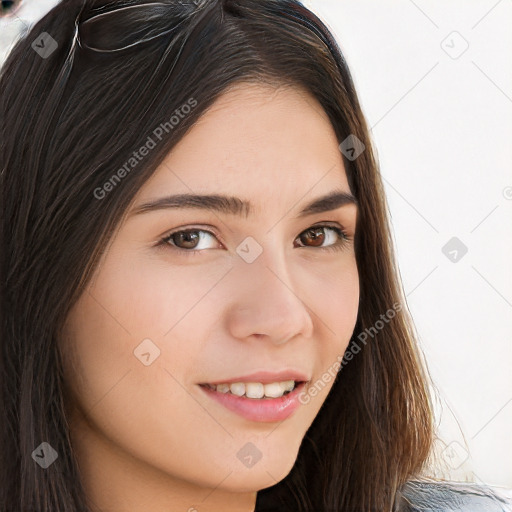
[199,369,311,386]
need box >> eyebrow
[130,189,357,219]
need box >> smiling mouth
[199,380,305,399]
[198,380,308,422]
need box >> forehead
[135,82,351,211]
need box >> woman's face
[60,82,360,511]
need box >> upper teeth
[208,380,296,398]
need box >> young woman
[1,1,510,511]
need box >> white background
[1,0,511,494]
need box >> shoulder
[398,479,512,512]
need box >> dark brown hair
[0,0,435,510]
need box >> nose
[226,259,314,346]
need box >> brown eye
[169,230,204,249]
[298,226,327,247]
[162,228,220,252]
[295,224,350,253]
[174,231,198,249]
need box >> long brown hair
[0,0,435,510]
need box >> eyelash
[158,223,351,256]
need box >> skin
[59,82,360,512]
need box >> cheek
[85,247,227,339]
[304,258,359,388]
[59,260,212,478]
[321,261,359,322]
[59,250,227,417]
[306,255,360,338]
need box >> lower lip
[199,382,307,423]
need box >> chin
[218,467,292,493]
